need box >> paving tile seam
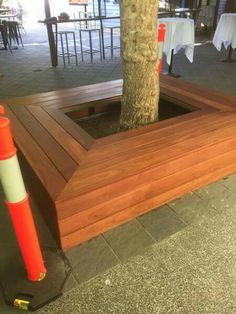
[101,234,122,263]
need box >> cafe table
[158,17,195,77]
[212,13,236,62]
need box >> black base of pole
[0,248,70,311]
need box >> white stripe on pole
[0,155,27,203]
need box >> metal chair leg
[60,33,66,67]
[99,30,102,62]
[111,28,114,59]
[0,27,7,50]
[65,33,70,64]
[8,26,13,47]
[3,26,12,53]
[89,30,93,63]
[73,32,78,66]
[17,24,24,47]
[79,30,84,62]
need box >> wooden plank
[10,105,77,181]
[45,107,94,150]
[18,150,61,245]
[160,83,236,112]
[83,114,236,172]
[3,76,236,109]
[60,153,236,250]
[1,80,123,106]
[34,87,122,109]
[161,76,236,108]
[57,133,236,221]
[4,106,66,200]
[60,145,236,236]
[27,106,87,164]
[85,111,225,164]
[58,115,236,200]
[93,108,209,148]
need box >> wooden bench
[2,76,236,250]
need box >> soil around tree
[67,98,193,139]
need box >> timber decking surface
[2,76,236,250]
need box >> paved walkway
[0,27,236,313]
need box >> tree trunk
[120,0,159,130]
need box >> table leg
[167,49,180,78]
[55,23,58,61]
[46,23,58,67]
[100,18,105,59]
[44,0,57,67]
[222,46,236,63]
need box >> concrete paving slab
[37,210,236,314]
[220,173,236,191]
[195,181,236,212]
[103,220,155,262]
[138,205,186,241]
[168,192,218,224]
[65,236,119,283]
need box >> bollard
[157,23,166,73]
[0,105,46,282]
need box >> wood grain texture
[3,76,236,250]
[56,133,236,222]
[4,106,66,200]
[27,105,87,163]
[61,157,236,250]
[10,104,77,181]
[59,117,236,200]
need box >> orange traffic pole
[0,105,46,282]
[157,23,166,73]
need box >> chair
[56,30,78,67]
[5,20,23,48]
[0,23,11,52]
[104,26,120,58]
[79,28,102,63]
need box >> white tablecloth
[158,17,195,65]
[213,13,236,50]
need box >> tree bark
[120,0,159,130]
